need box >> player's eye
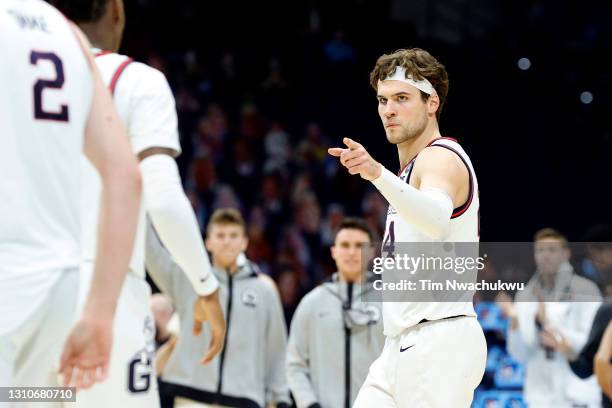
[397,95,408,102]
[378,98,387,105]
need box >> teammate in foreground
[0,0,141,393]
[329,48,486,407]
[48,0,225,405]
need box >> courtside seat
[472,390,526,408]
[475,301,508,334]
[485,346,506,373]
[493,357,525,389]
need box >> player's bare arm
[138,135,225,364]
[410,146,470,209]
[59,24,142,391]
[595,321,612,399]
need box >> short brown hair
[207,208,246,234]
[336,217,373,242]
[534,228,568,245]
[369,48,449,120]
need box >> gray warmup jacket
[287,273,385,408]
[146,225,291,408]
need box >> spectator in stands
[595,320,612,403]
[580,225,612,295]
[506,228,603,407]
[570,302,612,407]
[276,263,304,325]
[287,218,385,408]
[146,209,290,408]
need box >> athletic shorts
[0,267,79,408]
[74,262,159,408]
[353,316,487,408]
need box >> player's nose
[383,105,396,118]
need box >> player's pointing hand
[328,137,382,181]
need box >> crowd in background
[118,1,612,406]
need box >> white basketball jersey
[80,49,181,279]
[0,0,92,334]
[382,137,480,337]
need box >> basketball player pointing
[329,48,487,407]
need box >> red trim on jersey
[425,142,475,218]
[435,136,458,144]
[109,58,134,95]
[396,137,458,176]
[94,50,112,57]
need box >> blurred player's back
[0,0,93,335]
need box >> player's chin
[385,131,403,145]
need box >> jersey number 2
[30,51,69,122]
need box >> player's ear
[110,0,124,24]
[427,94,440,116]
[330,245,338,262]
[204,236,211,251]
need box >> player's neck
[338,271,360,283]
[538,272,556,290]
[215,261,239,275]
[396,121,441,169]
[79,23,117,53]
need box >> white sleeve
[371,166,453,240]
[141,154,218,296]
[121,63,182,156]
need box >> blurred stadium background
[117,1,611,406]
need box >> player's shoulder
[3,0,59,16]
[125,60,167,81]
[125,60,170,87]
[415,137,471,172]
[255,273,281,297]
[1,0,72,38]
[415,141,462,168]
[298,284,328,307]
[96,52,171,93]
[571,274,603,299]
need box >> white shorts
[353,316,487,408]
[74,263,159,408]
[0,268,79,408]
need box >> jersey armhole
[426,143,474,219]
[109,58,134,95]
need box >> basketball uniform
[0,0,92,402]
[75,49,181,407]
[354,137,487,408]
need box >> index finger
[343,137,362,150]
[328,147,345,157]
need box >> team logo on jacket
[241,289,258,308]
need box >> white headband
[383,66,436,95]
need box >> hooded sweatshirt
[287,273,385,408]
[145,223,290,408]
